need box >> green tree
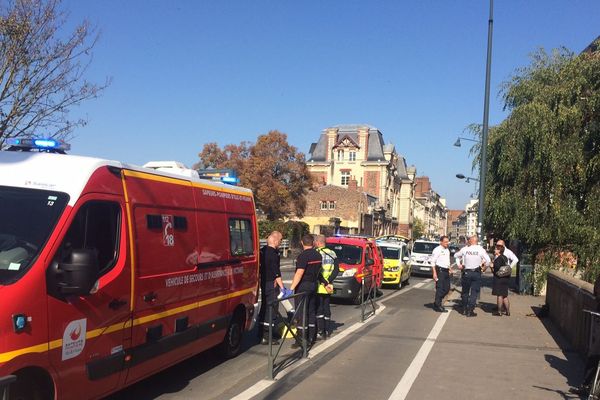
[196,130,313,221]
[0,0,110,147]
[483,44,600,280]
[412,217,425,240]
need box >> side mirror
[366,258,374,267]
[48,249,99,297]
[402,256,410,262]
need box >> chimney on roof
[358,127,368,160]
[326,128,338,162]
[348,177,358,191]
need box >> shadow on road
[103,329,262,400]
[532,305,585,391]
[531,384,581,400]
[478,301,497,314]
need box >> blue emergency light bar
[220,176,239,185]
[197,168,239,186]
[5,137,70,153]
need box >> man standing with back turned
[454,235,491,317]
[314,235,339,338]
[290,234,322,345]
[431,236,451,313]
[258,231,284,344]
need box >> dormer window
[349,151,356,161]
[337,150,344,161]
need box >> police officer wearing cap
[431,236,451,313]
[454,235,491,317]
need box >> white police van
[410,240,439,276]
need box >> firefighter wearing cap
[314,235,339,339]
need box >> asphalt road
[104,265,433,400]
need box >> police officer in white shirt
[455,235,491,317]
[431,236,451,313]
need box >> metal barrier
[519,264,534,295]
[358,271,377,322]
[267,291,308,380]
[259,239,291,258]
[0,375,16,400]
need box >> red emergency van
[326,236,382,304]
[0,142,259,399]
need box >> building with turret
[304,124,416,237]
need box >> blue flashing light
[5,137,70,152]
[33,138,59,148]
[221,176,239,185]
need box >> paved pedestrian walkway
[249,275,584,400]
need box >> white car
[410,240,439,276]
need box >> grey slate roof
[383,143,395,153]
[367,130,385,161]
[308,124,386,162]
[396,155,409,179]
[309,133,329,161]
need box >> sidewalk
[409,280,583,399]
[250,276,584,400]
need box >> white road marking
[387,295,455,400]
[231,278,433,400]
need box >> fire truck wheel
[9,377,47,400]
[221,311,244,359]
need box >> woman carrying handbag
[492,244,511,316]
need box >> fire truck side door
[46,195,131,399]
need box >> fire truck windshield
[0,186,68,284]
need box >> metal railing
[259,239,291,258]
[0,375,16,400]
[358,271,377,322]
[267,291,308,380]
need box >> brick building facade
[414,176,448,239]
[305,124,416,238]
[296,183,381,235]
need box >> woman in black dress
[492,244,510,316]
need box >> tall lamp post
[477,0,494,244]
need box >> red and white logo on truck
[62,319,87,361]
[162,215,175,247]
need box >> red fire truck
[0,139,259,399]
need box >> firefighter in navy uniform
[290,234,323,345]
[257,231,284,344]
[314,235,339,339]
[454,235,491,317]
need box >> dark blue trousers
[461,269,481,310]
[434,267,450,307]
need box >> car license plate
[420,267,430,271]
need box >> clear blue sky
[64,0,599,209]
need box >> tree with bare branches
[0,0,109,147]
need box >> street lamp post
[477,0,494,244]
[453,137,480,147]
[456,174,480,184]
